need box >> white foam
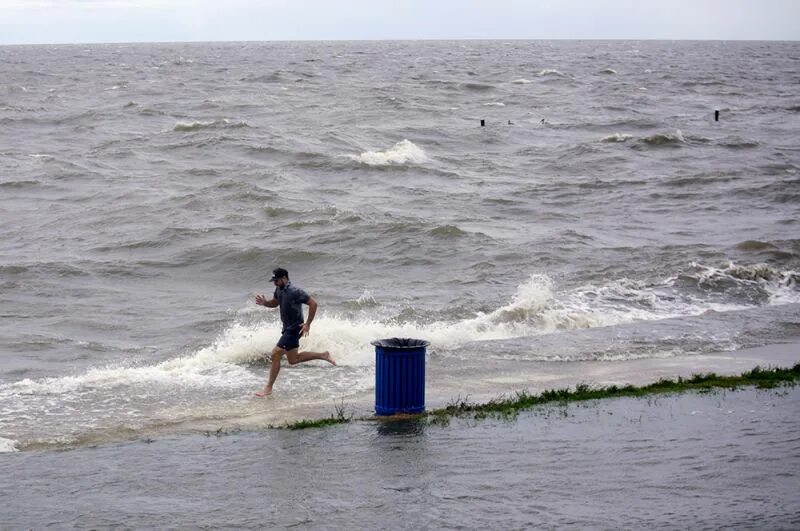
[690,262,800,305]
[770,276,800,304]
[601,133,633,143]
[303,274,692,363]
[643,129,685,144]
[483,102,506,107]
[173,120,214,131]
[349,139,427,166]
[512,78,533,84]
[538,69,566,77]
[2,323,271,397]
[173,119,250,132]
[0,437,18,453]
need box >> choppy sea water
[1,40,800,453]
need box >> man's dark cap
[270,267,289,281]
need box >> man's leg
[255,346,285,397]
[286,349,336,366]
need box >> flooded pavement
[3,384,799,529]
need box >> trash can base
[375,405,425,416]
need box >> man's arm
[301,296,317,336]
[255,294,278,308]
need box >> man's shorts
[277,328,301,351]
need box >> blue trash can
[371,338,429,416]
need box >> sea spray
[485,274,555,325]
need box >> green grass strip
[429,363,800,423]
[281,363,800,430]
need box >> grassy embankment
[282,363,800,430]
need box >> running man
[254,267,336,396]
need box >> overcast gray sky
[1,0,798,45]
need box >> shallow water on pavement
[2,385,799,529]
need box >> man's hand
[302,297,317,336]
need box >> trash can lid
[370,337,430,349]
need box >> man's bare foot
[324,351,337,366]
[254,388,272,397]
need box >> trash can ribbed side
[373,341,427,416]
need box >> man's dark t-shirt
[274,281,310,332]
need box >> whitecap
[642,129,685,145]
[689,262,800,305]
[601,133,633,143]
[483,102,506,107]
[356,290,378,306]
[349,139,427,166]
[0,437,18,453]
[174,121,215,132]
[173,119,250,132]
[512,78,533,84]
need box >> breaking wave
[684,262,799,305]
[349,139,428,166]
[642,129,685,145]
[538,69,567,77]
[173,119,251,132]
[601,133,633,143]
[0,437,18,453]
